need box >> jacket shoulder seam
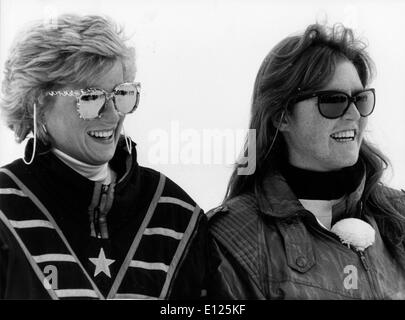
[210,194,262,289]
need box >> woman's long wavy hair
[225,24,405,249]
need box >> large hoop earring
[23,103,38,165]
[122,125,132,155]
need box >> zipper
[356,250,382,299]
[356,202,383,299]
[304,211,382,298]
[358,201,364,217]
[93,207,101,238]
[357,250,369,271]
[93,184,110,239]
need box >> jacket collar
[25,136,138,184]
[256,163,366,275]
[23,136,139,207]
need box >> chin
[100,153,115,164]
[332,155,359,170]
[93,143,117,162]
[88,151,115,165]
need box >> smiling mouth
[330,129,357,142]
[87,129,114,140]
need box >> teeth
[88,130,114,138]
[330,130,356,140]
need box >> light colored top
[52,148,112,184]
[299,198,344,230]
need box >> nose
[343,102,361,121]
[102,96,119,121]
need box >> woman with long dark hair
[208,24,405,299]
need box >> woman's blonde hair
[0,14,136,144]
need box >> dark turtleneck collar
[279,160,365,200]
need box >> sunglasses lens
[355,90,375,116]
[318,93,348,118]
[78,89,106,119]
[114,83,139,114]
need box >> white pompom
[331,218,375,251]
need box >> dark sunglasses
[46,82,141,120]
[292,88,375,119]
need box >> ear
[272,110,290,132]
[37,92,46,105]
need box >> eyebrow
[77,82,124,92]
[322,87,365,95]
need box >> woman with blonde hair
[0,14,208,300]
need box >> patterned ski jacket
[0,138,208,300]
[207,172,405,299]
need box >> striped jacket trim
[0,209,59,300]
[143,227,183,240]
[0,168,104,300]
[113,293,159,300]
[0,168,201,300]
[160,204,201,298]
[107,173,166,298]
[158,197,195,212]
[109,173,202,299]
[10,219,54,229]
[55,289,99,298]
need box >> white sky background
[0,0,404,211]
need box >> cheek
[296,122,338,160]
[287,103,337,153]
[117,115,125,129]
[45,100,86,138]
[296,117,332,145]
[358,118,368,136]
